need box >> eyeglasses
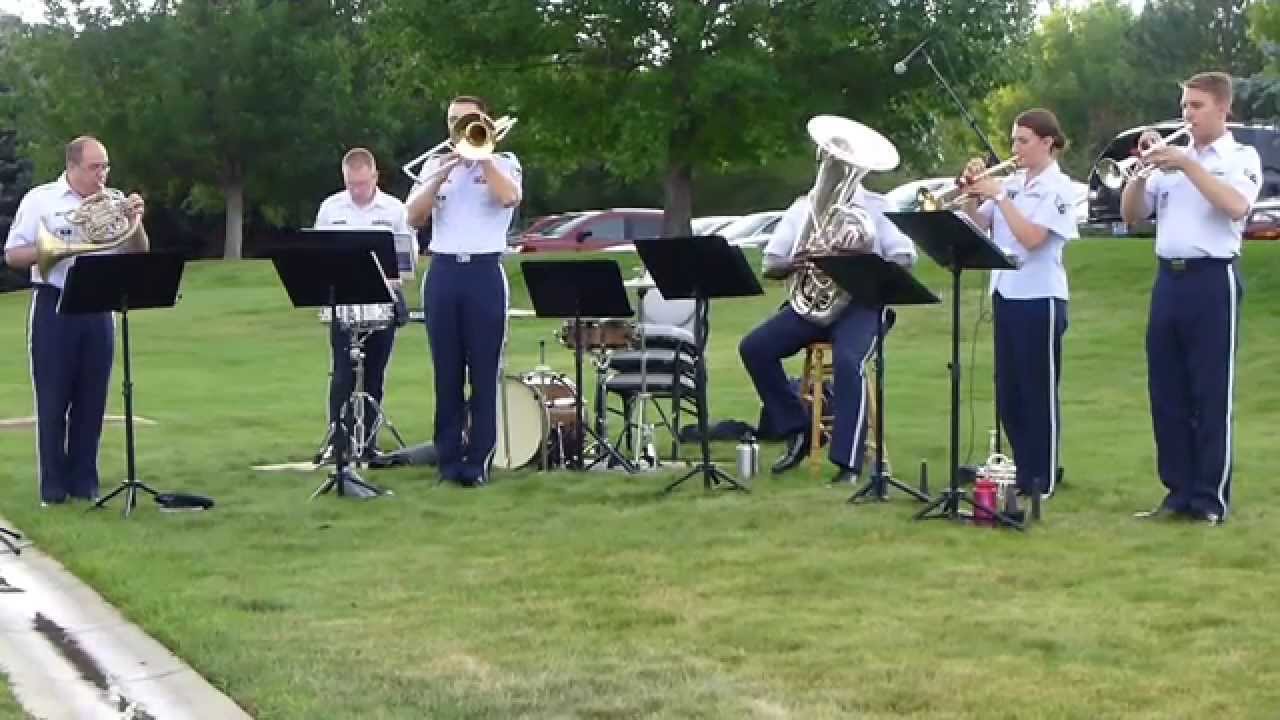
[81,162,111,172]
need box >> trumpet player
[959,109,1078,501]
[406,95,522,488]
[3,136,147,506]
[1121,72,1262,526]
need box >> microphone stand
[919,46,1004,455]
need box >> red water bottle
[973,475,998,527]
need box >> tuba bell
[785,115,900,327]
[35,188,142,278]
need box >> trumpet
[917,156,1021,211]
[402,112,518,186]
[1094,123,1192,190]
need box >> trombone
[1094,123,1192,190]
[402,112,518,186]
[917,156,1021,211]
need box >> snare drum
[494,372,581,470]
[320,303,395,331]
[556,319,636,351]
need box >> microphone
[893,36,931,75]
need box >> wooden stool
[800,342,886,473]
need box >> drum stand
[585,347,636,471]
[316,324,407,466]
[627,287,659,469]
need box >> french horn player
[3,135,148,506]
[738,116,917,485]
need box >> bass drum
[494,377,548,471]
[493,373,581,470]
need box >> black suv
[1086,121,1280,235]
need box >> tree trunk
[662,162,694,238]
[222,181,244,259]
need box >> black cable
[964,278,990,466]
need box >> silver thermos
[736,433,759,482]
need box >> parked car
[693,215,739,235]
[1246,198,1280,240]
[519,208,663,252]
[718,210,783,248]
[1087,120,1280,235]
[517,211,593,246]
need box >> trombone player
[1121,72,1262,525]
[406,95,521,488]
[958,109,1077,501]
[3,136,148,506]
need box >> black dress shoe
[1187,511,1223,526]
[771,432,810,474]
[830,468,858,486]
[1133,503,1181,520]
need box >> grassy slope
[0,240,1277,718]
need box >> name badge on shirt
[1160,191,1169,209]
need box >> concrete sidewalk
[0,515,252,719]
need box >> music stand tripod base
[0,527,23,555]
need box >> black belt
[1158,257,1234,272]
[431,252,502,263]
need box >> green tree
[984,0,1148,179]
[1129,0,1264,81]
[377,0,1033,234]
[3,0,396,258]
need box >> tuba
[35,189,141,278]
[402,112,518,186]
[786,115,900,327]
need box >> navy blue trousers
[993,293,1067,496]
[424,254,507,483]
[328,323,396,449]
[1147,258,1241,518]
[739,303,881,472]
[28,286,114,503]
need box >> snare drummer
[406,94,522,487]
[314,148,411,461]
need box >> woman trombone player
[957,109,1078,501]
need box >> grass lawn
[1,240,1279,719]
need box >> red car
[520,208,663,252]
[1245,199,1280,241]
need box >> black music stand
[810,255,939,505]
[634,235,763,494]
[885,211,1024,530]
[60,253,185,518]
[522,260,637,473]
[269,247,394,499]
